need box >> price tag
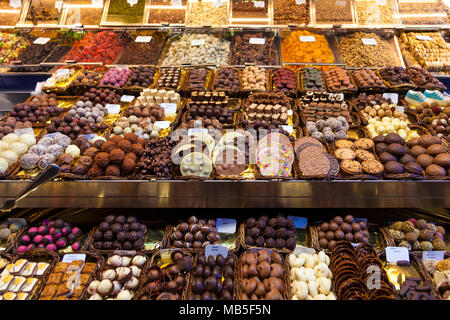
[295,0,306,4]
[375,0,387,5]
[362,38,377,45]
[62,254,86,263]
[92,0,103,6]
[396,106,404,113]
[127,0,138,6]
[352,243,361,248]
[56,68,69,77]
[14,128,34,136]
[383,93,398,104]
[205,244,228,259]
[106,104,120,114]
[33,37,51,45]
[212,0,223,8]
[249,38,266,45]
[188,128,208,136]
[416,35,433,41]
[10,0,21,9]
[171,0,182,6]
[113,250,136,256]
[55,0,63,10]
[161,103,177,114]
[294,245,315,255]
[335,0,346,6]
[78,134,98,142]
[385,247,410,263]
[135,36,152,43]
[154,121,170,129]
[287,109,293,116]
[121,95,135,103]
[216,218,237,234]
[300,36,316,42]
[423,251,444,261]
[191,39,205,46]
[253,1,265,7]
[287,216,307,229]
[160,249,174,263]
[281,125,293,134]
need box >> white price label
[56,68,69,77]
[212,0,223,8]
[34,82,44,95]
[154,121,170,129]
[375,0,387,5]
[352,243,361,248]
[188,128,208,136]
[395,106,404,113]
[55,1,63,10]
[253,1,265,7]
[422,251,444,261]
[385,247,410,263]
[121,95,135,103]
[249,38,266,45]
[205,244,228,259]
[62,254,86,263]
[14,128,34,136]
[92,0,103,6]
[216,218,237,234]
[171,0,182,6]
[295,0,306,4]
[383,93,398,104]
[287,216,307,229]
[10,0,21,9]
[106,104,120,114]
[191,39,205,46]
[287,109,293,116]
[161,103,177,114]
[33,37,51,45]
[335,0,346,6]
[293,245,315,255]
[300,36,316,42]
[362,38,377,45]
[281,125,293,134]
[127,0,138,6]
[135,36,152,43]
[416,35,433,41]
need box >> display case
[272,0,311,27]
[313,0,355,26]
[353,0,397,27]
[0,0,22,27]
[186,0,229,27]
[19,0,63,26]
[59,0,104,27]
[145,0,188,25]
[230,30,280,66]
[101,0,146,25]
[396,0,449,26]
[335,29,404,68]
[230,0,270,25]
[0,30,31,72]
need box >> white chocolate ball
[0,158,8,174]
[65,145,80,158]
[0,151,18,164]
[9,142,28,156]
[2,133,19,145]
[19,134,36,147]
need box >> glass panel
[397,0,449,25]
[354,0,395,25]
[24,0,63,25]
[314,0,354,25]
[104,0,145,24]
[231,31,279,66]
[0,31,30,69]
[62,0,104,26]
[147,0,187,24]
[230,0,269,25]
[0,0,21,26]
[273,0,310,26]
[114,30,166,65]
[187,0,229,27]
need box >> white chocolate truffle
[0,158,8,174]
[0,151,18,164]
[92,136,106,144]
[19,134,36,147]
[2,133,19,145]
[0,141,8,152]
[65,145,80,158]
[116,290,133,300]
[9,142,28,156]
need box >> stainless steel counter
[0,180,449,208]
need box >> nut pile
[315,0,353,23]
[189,253,235,300]
[188,1,228,26]
[242,66,267,91]
[388,218,446,251]
[289,251,335,300]
[273,0,309,25]
[245,215,296,250]
[92,215,147,251]
[354,0,394,25]
[317,215,369,250]
[169,216,220,249]
[88,253,147,300]
[241,250,284,300]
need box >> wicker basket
[297,68,326,94]
[87,225,151,254]
[210,67,242,97]
[269,68,298,98]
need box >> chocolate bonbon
[169,216,220,249]
[244,215,296,250]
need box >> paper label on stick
[300,36,316,42]
[92,0,103,6]
[205,244,228,258]
[294,245,315,255]
[135,36,152,43]
[362,38,377,45]
[386,247,410,263]
[106,104,120,114]
[14,128,34,136]
[288,216,307,229]
[416,35,433,41]
[171,0,182,6]
[396,106,404,113]
[295,0,306,4]
[375,0,387,5]
[121,95,135,103]
[253,1,265,7]
[33,37,51,45]
[154,121,170,129]
[56,68,69,77]
[249,38,266,45]
[161,103,177,114]
[62,254,86,263]
[335,0,347,6]
[216,218,236,234]
[191,39,205,46]
[127,0,138,6]
[212,0,223,8]
[10,0,21,9]
[281,125,293,134]
[422,251,444,261]
[55,1,63,10]
[383,93,398,104]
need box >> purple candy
[38,244,45,248]
[44,234,53,243]
[33,234,43,244]
[28,227,38,237]
[46,244,57,251]
[26,243,36,251]
[56,237,67,248]
[71,227,81,236]
[17,245,27,253]
[62,226,72,235]
[49,227,54,234]
[71,242,81,251]
[21,235,31,244]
